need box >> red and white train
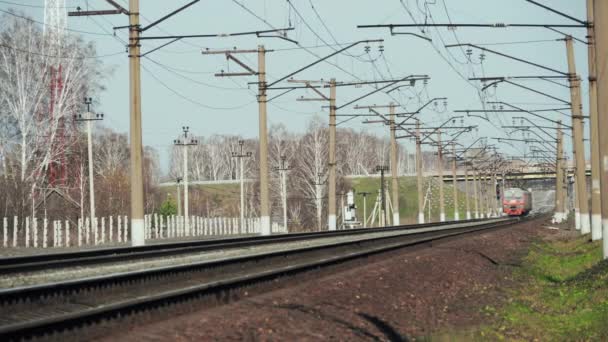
[502,188,532,216]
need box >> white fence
[1,215,287,249]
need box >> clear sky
[3,0,589,172]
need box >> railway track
[0,217,525,340]
[0,217,493,274]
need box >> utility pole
[376,165,389,226]
[473,169,479,219]
[565,36,591,234]
[555,121,565,221]
[257,46,271,235]
[328,79,337,231]
[174,127,198,236]
[232,140,252,233]
[416,121,424,223]
[587,0,603,241]
[128,0,145,246]
[176,177,182,216]
[358,191,371,228]
[464,160,471,220]
[75,97,103,224]
[273,155,291,232]
[437,131,446,222]
[593,0,608,259]
[451,143,459,221]
[389,103,400,225]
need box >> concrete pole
[176,180,181,216]
[464,162,471,220]
[240,156,245,232]
[452,144,459,221]
[492,173,498,217]
[257,46,271,235]
[587,0,603,240]
[555,122,565,221]
[281,169,287,231]
[86,119,95,226]
[389,103,400,225]
[593,0,608,258]
[473,169,479,219]
[566,36,591,234]
[416,121,424,223]
[328,79,337,230]
[183,143,189,235]
[437,131,445,222]
[129,0,145,246]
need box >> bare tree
[295,117,328,230]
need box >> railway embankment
[103,217,554,341]
[470,231,608,340]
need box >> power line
[0,8,112,36]
[0,43,124,59]
[140,62,256,111]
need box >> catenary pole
[555,121,565,221]
[452,144,459,221]
[565,36,591,234]
[416,121,425,223]
[129,0,145,246]
[232,140,252,233]
[464,160,471,220]
[593,0,608,259]
[257,45,271,235]
[328,79,337,230]
[587,0,603,241]
[390,103,400,225]
[437,131,446,222]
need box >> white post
[123,215,128,242]
[78,218,83,247]
[85,117,97,237]
[154,214,159,239]
[33,218,38,248]
[57,221,63,247]
[25,216,30,248]
[52,221,57,247]
[12,216,18,247]
[93,217,98,245]
[65,220,70,247]
[117,215,122,243]
[109,216,113,242]
[3,217,6,247]
[101,217,106,244]
[43,218,48,248]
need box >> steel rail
[0,218,490,274]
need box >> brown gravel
[100,218,556,341]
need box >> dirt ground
[101,218,557,341]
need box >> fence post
[101,217,106,244]
[117,216,122,243]
[65,220,70,247]
[43,218,48,248]
[25,217,30,248]
[3,217,6,247]
[12,216,18,247]
[109,216,113,242]
[33,218,38,248]
[123,215,128,242]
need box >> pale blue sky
[4,0,589,172]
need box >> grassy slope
[349,176,475,224]
[478,237,608,340]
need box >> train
[502,188,532,216]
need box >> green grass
[350,176,476,224]
[477,237,608,341]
